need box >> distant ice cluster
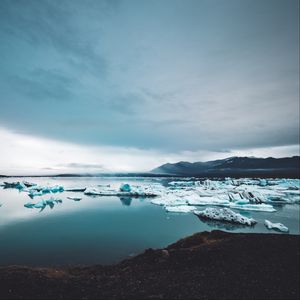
[1,177,299,232]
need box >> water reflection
[119,197,132,206]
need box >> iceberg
[3,181,26,190]
[120,183,131,192]
[28,185,64,198]
[264,220,289,232]
[194,207,257,226]
[165,205,197,213]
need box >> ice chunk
[229,203,276,212]
[188,196,230,206]
[120,183,131,192]
[84,185,158,197]
[165,205,197,213]
[65,187,86,192]
[28,185,64,198]
[67,197,82,201]
[3,181,26,190]
[194,207,257,226]
[264,220,289,232]
[259,179,268,186]
[23,181,37,187]
[168,181,195,187]
[151,197,187,206]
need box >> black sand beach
[0,230,299,299]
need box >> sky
[0,0,299,175]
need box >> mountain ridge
[151,156,300,177]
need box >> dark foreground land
[0,230,299,300]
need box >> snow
[228,203,276,212]
[195,207,257,226]
[264,220,289,232]
[165,205,197,213]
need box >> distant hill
[151,156,300,178]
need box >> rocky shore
[0,230,299,299]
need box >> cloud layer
[0,0,298,173]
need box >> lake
[0,177,299,266]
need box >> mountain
[151,156,300,178]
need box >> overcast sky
[0,0,299,174]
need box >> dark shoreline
[0,230,299,300]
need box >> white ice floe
[84,184,159,197]
[194,207,257,226]
[187,196,230,206]
[168,181,195,187]
[228,203,276,212]
[264,220,289,232]
[165,205,197,213]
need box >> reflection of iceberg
[119,197,132,206]
[194,207,256,226]
[264,220,289,232]
[24,198,62,212]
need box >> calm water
[0,177,299,266]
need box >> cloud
[0,0,298,155]
[0,127,298,175]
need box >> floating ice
[28,185,64,198]
[67,197,82,201]
[120,183,131,192]
[194,207,257,226]
[23,181,37,187]
[264,220,289,232]
[168,181,195,187]
[65,187,86,192]
[3,181,26,190]
[229,203,276,212]
[84,185,158,197]
[24,198,62,211]
[187,196,230,206]
[165,205,197,213]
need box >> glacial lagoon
[0,177,299,266]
